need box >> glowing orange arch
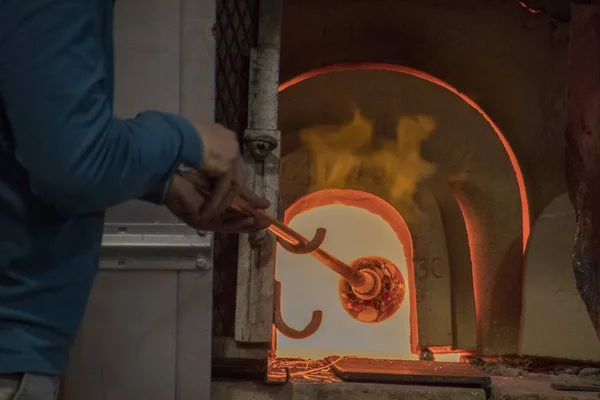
[283,188,419,352]
[284,189,413,261]
[278,63,530,251]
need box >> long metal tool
[185,169,377,294]
[231,196,375,292]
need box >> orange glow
[517,1,542,14]
[275,189,419,360]
[450,186,486,346]
[279,63,530,252]
[434,353,462,362]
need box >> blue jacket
[0,0,204,374]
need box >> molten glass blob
[338,256,405,323]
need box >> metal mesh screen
[215,0,258,136]
[213,0,259,338]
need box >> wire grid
[215,0,258,137]
[213,0,259,338]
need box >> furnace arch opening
[279,62,529,249]
[275,189,419,360]
[278,63,528,355]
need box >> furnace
[273,65,519,366]
[59,0,600,398]
[215,0,600,391]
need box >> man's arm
[0,0,203,215]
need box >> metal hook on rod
[185,172,374,292]
[233,197,376,295]
[276,227,326,254]
[233,197,327,254]
[273,280,323,339]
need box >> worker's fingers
[211,209,270,233]
[195,124,240,177]
[232,160,270,210]
[236,184,271,210]
[177,160,269,231]
[247,214,272,231]
[209,182,238,219]
[219,216,256,232]
[231,213,270,232]
[181,167,236,219]
[179,168,209,190]
[166,175,207,229]
[167,172,270,234]
[199,168,235,219]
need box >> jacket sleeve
[0,0,203,215]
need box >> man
[0,1,270,398]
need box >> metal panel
[174,0,215,400]
[175,0,215,390]
[65,272,178,400]
[176,270,213,400]
[180,0,216,124]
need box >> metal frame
[235,0,283,345]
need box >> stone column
[566,4,600,339]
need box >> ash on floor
[468,356,600,395]
[468,356,600,378]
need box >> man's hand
[195,123,240,176]
[193,123,250,220]
[166,170,271,233]
[165,122,271,232]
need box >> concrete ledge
[491,377,599,400]
[214,378,600,399]
[212,380,487,399]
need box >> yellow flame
[300,112,436,215]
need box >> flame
[279,63,530,251]
[300,111,436,219]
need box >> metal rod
[184,171,370,289]
[233,198,367,288]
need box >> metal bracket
[273,280,323,339]
[244,128,279,161]
[100,224,212,271]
